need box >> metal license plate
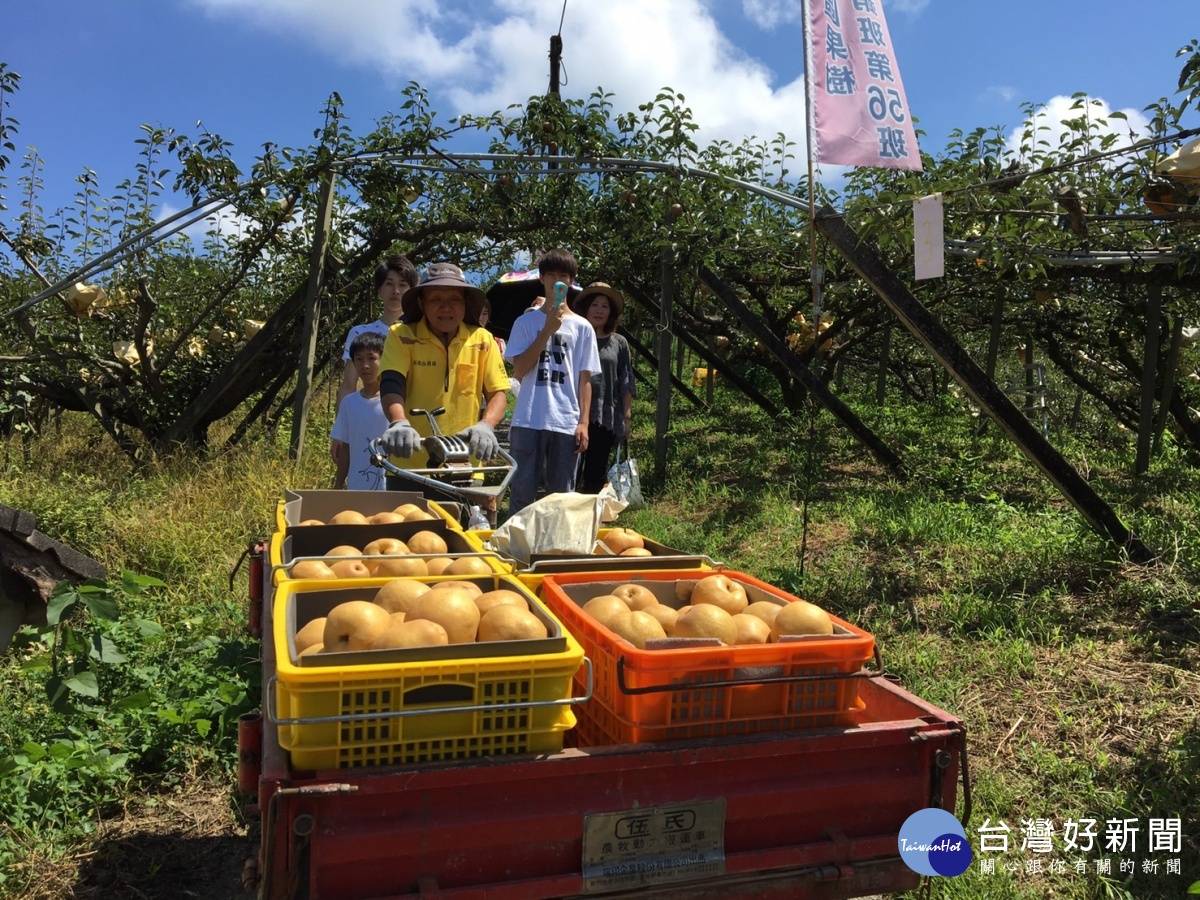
[581,798,725,893]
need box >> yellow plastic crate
[274,489,462,534]
[271,574,588,770]
[269,525,512,586]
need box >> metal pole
[799,0,820,318]
[1134,284,1162,475]
[976,292,1006,435]
[984,293,1005,380]
[9,197,232,318]
[289,170,337,461]
[1023,333,1036,417]
[655,248,673,482]
[549,34,562,96]
[547,34,562,173]
[875,322,892,403]
[1069,388,1084,431]
[1152,313,1185,455]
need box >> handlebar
[368,439,516,507]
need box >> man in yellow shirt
[376,263,509,475]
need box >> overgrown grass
[625,389,1199,900]
[0,409,333,897]
[0,386,1197,898]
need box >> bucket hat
[573,281,625,321]
[401,262,486,325]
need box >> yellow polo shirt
[379,318,510,468]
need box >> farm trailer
[239,540,970,899]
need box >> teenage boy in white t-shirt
[331,332,390,491]
[504,249,601,515]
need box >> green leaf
[46,589,77,625]
[64,670,99,698]
[115,690,154,711]
[45,675,67,708]
[48,740,75,759]
[1187,880,1200,894]
[194,719,212,737]
[20,742,46,762]
[122,571,166,592]
[84,592,119,621]
[62,626,89,655]
[135,619,165,638]
[90,634,127,664]
[104,752,131,773]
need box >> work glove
[457,421,500,461]
[378,420,422,457]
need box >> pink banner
[807,0,922,171]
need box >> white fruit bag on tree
[488,489,627,565]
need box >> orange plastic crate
[538,570,876,744]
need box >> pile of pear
[295,579,547,658]
[295,503,439,526]
[580,573,834,649]
[289,530,495,580]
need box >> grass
[0,383,1197,898]
[626,389,1200,899]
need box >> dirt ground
[14,778,251,900]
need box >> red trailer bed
[242,543,969,900]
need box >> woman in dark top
[573,282,635,493]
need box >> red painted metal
[252,537,966,900]
[237,712,263,798]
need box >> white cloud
[741,0,928,30]
[888,0,930,14]
[1004,95,1151,163]
[986,85,1018,104]
[193,0,475,81]
[191,0,811,154]
[741,0,800,29]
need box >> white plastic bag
[488,490,628,566]
[606,442,644,508]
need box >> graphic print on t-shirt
[537,335,570,386]
[352,462,385,491]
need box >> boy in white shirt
[504,249,601,515]
[331,332,390,491]
[330,255,417,464]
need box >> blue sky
[3,0,1196,229]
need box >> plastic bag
[606,442,644,509]
[487,489,628,566]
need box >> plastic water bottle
[467,505,490,530]
[553,280,567,308]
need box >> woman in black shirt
[573,282,636,493]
